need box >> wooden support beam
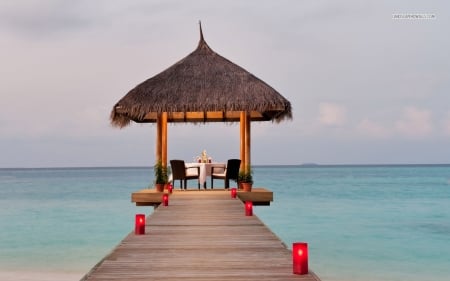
[156,114,162,163]
[245,111,251,172]
[240,111,245,171]
[161,112,168,168]
[145,111,266,123]
[131,188,273,206]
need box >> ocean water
[0,165,449,281]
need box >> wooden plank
[131,189,168,204]
[83,191,320,281]
[238,188,273,205]
[143,111,267,123]
[132,189,273,206]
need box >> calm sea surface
[0,165,449,281]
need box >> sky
[1,0,449,168]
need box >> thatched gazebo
[111,23,292,173]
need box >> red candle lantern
[162,194,169,206]
[292,242,308,275]
[245,201,253,216]
[135,214,145,235]
[231,188,237,198]
[168,184,173,194]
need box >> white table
[185,162,225,188]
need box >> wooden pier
[131,187,274,206]
[81,190,320,281]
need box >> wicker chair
[170,160,200,190]
[211,159,241,189]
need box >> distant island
[300,163,319,166]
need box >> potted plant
[238,168,253,192]
[154,161,168,192]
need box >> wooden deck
[82,191,320,281]
[132,187,273,206]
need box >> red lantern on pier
[135,214,145,235]
[231,187,237,198]
[245,201,253,216]
[168,183,173,194]
[292,242,308,275]
[162,194,169,206]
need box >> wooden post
[161,112,168,168]
[245,111,251,172]
[239,111,251,172]
[156,113,162,164]
[240,112,246,171]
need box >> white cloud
[357,119,390,138]
[442,112,450,136]
[395,107,433,138]
[318,103,347,126]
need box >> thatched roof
[110,25,292,128]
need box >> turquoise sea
[0,165,449,281]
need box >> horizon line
[1,163,450,170]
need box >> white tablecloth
[185,162,225,186]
